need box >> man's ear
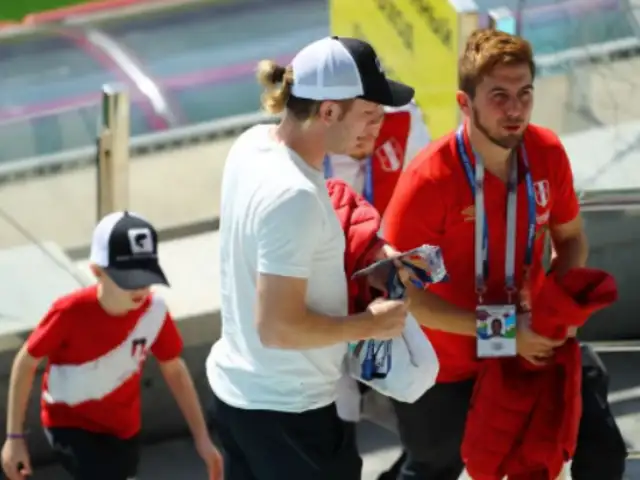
[456,91,472,117]
[89,263,102,279]
[318,101,340,125]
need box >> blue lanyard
[454,127,536,301]
[323,155,374,204]
[360,269,399,380]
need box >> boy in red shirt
[1,211,222,480]
[381,29,625,480]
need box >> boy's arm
[6,346,41,436]
[7,305,67,435]
[158,357,210,442]
[151,313,209,443]
[152,313,222,476]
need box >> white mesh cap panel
[290,37,364,100]
[89,211,148,267]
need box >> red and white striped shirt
[27,285,183,439]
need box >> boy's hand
[195,436,223,480]
[2,438,32,479]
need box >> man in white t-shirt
[206,36,415,480]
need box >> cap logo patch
[127,228,154,255]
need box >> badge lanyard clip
[360,270,397,380]
[455,127,536,306]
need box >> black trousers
[210,393,362,480]
[389,355,628,480]
[45,427,139,480]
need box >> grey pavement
[30,421,403,480]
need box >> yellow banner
[331,0,461,138]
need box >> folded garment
[462,267,619,480]
[530,268,618,340]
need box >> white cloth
[345,313,439,403]
[206,125,349,412]
[335,373,362,422]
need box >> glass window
[520,1,633,56]
[95,0,327,123]
[166,76,262,124]
[0,31,117,109]
[0,101,151,163]
[0,29,156,163]
[98,0,328,77]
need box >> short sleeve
[549,143,580,226]
[383,163,446,252]
[151,312,184,362]
[256,188,323,279]
[26,304,69,359]
[404,107,431,167]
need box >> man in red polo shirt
[1,211,222,480]
[382,29,626,480]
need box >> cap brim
[104,264,169,290]
[361,78,415,108]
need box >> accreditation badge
[476,304,517,358]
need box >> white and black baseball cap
[89,211,169,290]
[290,36,414,107]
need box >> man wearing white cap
[207,36,415,479]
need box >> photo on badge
[476,305,517,357]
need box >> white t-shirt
[206,124,349,412]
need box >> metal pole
[515,0,524,36]
[96,84,130,220]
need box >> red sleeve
[383,160,446,252]
[549,143,580,226]
[26,304,68,359]
[151,313,184,362]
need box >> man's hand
[194,436,223,480]
[516,318,565,366]
[372,243,398,262]
[367,244,399,292]
[369,244,428,292]
[365,298,408,340]
[394,258,429,290]
[1,438,32,480]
